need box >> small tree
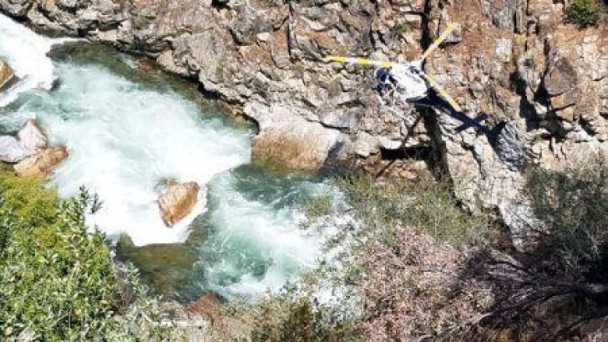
[0,174,169,340]
[459,161,608,340]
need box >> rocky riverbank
[1,0,606,248]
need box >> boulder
[0,136,30,163]
[14,147,69,177]
[17,119,48,151]
[158,182,199,227]
[0,0,34,17]
[0,119,48,163]
[244,101,343,170]
[0,59,15,90]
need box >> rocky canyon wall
[1,0,606,249]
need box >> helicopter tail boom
[417,72,463,113]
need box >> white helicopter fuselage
[388,63,429,102]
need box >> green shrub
[565,0,604,28]
[221,293,362,342]
[336,175,496,247]
[526,161,608,272]
[0,173,169,340]
[467,160,608,340]
[218,175,496,341]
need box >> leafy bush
[336,175,496,247]
[0,174,169,340]
[527,161,608,273]
[220,292,362,342]
[565,0,604,28]
[217,175,497,341]
[459,160,608,340]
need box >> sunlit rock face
[14,146,69,178]
[244,102,342,170]
[0,136,29,163]
[158,181,200,227]
[0,118,48,163]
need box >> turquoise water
[0,14,333,300]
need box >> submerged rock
[0,59,14,90]
[14,146,69,177]
[116,234,198,296]
[245,101,343,170]
[158,182,200,227]
[17,119,48,152]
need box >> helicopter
[324,23,493,135]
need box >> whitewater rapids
[0,14,331,297]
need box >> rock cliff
[1,0,606,248]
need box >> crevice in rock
[533,81,552,110]
[509,70,541,132]
[380,145,432,161]
[319,141,356,178]
[316,121,351,134]
[210,0,230,10]
[420,0,434,50]
[195,82,223,102]
[420,107,451,180]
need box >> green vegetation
[336,175,496,246]
[217,175,498,341]
[527,161,608,272]
[221,294,361,342]
[0,173,169,340]
[565,0,606,28]
[7,158,608,340]
[463,160,608,340]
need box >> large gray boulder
[0,118,50,163]
[244,101,344,170]
[17,119,48,151]
[0,136,30,163]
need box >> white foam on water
[0,14,335,297]
[0,14,70,107]
[201,173,333,297]
[1,63,251,246]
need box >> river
[0,14,334,301]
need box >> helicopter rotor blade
[418,71,463,113]
[324,56,395,68]
[419,71,492,134]
[419,23,457,62]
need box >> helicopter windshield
[388,64,428,101]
